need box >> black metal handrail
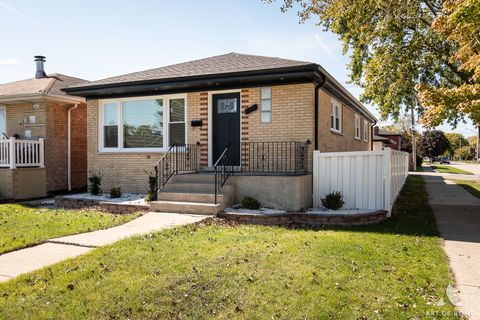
[214,143,234,204]
[154,144,199,192]
[241,141,309,175]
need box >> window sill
[97,149,167,155]
[330,129,343,136]
[354,137,362,141]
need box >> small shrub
[145,191,156,202]
[321,191,344,210]
[144,171,158,201]
[241,196,261,210]
[88,171,102,196]
[110,187,122,198]
[416,155,423,167]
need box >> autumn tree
[418,130,451,160]
[445,132,469,156]
[266,0,468,120]
[417,0,480,128]
[454,145,476,160]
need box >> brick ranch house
[0,56,88,200]
[64,53,377,213]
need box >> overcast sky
[0,0,476,137]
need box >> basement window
[260,87,272,123]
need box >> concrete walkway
[0,212,206,282]
[417,168,480,319]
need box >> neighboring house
[0,56,88,200]
[373,127,402,151]
[65,53,376,213]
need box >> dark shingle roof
[69,53,314,88]
[0,73,88,96]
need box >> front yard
[453,179,480,199]
[0,204,139,254]
[0,177,457,319]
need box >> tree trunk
[477,125,480,162]
[411,106,417,169]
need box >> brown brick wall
[86,83,372,193]
[87,99,160,194]
[186,92,209,166]
[3,100,87,193]
[317,89,371,152]
[247,84,314,142]
[45,100,68,191]
[70,104,87,190]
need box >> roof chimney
[34,55,47,79]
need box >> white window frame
[354,114,361,139]
[330,98,342,133]
[98,94,187,153]
[363,119,369,142]
[260,87,272,123]
[0,106,6,139]
[168,98,187,146]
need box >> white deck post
[39,138,45,168]
[383,147,392,216]
[9,137,16,169]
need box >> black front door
[212,93,241,166]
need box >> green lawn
[453,180,480,199]
[0,177,457,319]
[0,204,139,254]
[431,165,473,175]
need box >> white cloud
[0,1,24,16]
[0,57,21,66]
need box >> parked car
[440,156,450,164]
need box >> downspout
[370,120,377,150]
[314,73,327,150]
[67,104,79,191]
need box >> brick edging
[218,210,387,226]
[55,196,150,214]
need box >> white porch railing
[0,137,45,169]
[313,147,409,216]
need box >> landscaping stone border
[55,196,150,214]
[218,210,387,226]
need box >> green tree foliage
[445,132,468,150]
[418,130,451,159]
[400,131,421,153]
[417,0,480,127]
[454,145,476,160]
[380,115,412,133]
[266,0,467,122]
[468,135,478,147]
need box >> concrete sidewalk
[0,212,206,282]
[419,168,480,319]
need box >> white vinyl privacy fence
[313,148,409,216]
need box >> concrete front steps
[150,173,234,215]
